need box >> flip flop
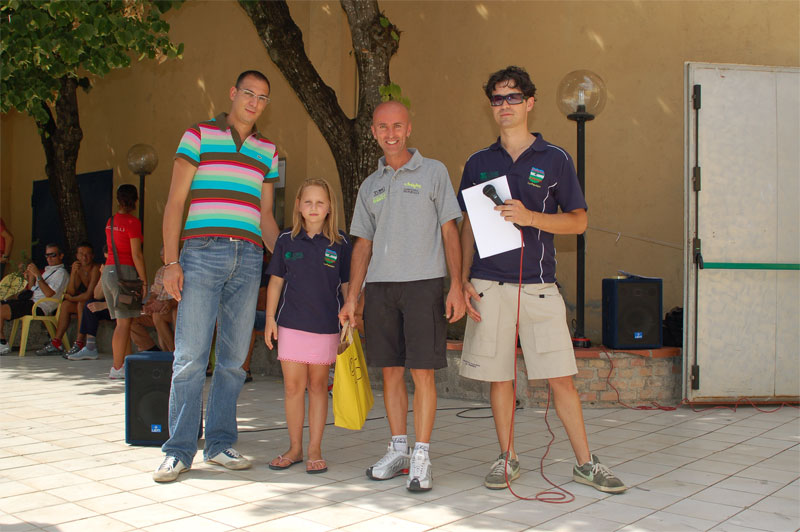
[268,454,303,470]
[306,459,328,474]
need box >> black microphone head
[482,184,503,206]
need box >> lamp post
[126,144,158,227]
[557,70,607,348]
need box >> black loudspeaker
[602,278,663,349]
[125,352,174,446]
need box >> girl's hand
[264,317,278,349]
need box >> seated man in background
[68,246,159,360]
[242,250,270,383]
[68,249,112,360]
[37,242,100,356]
[0,244,70,355]
[144,247,177,352]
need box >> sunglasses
[45,252,59,258]
[489,93,526,106]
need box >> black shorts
[363,278,447,370]
[4,299,45,320]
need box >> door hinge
[692,84,701,110]
[691,364,700,390]
[693,166,701,191]
[693,238,704,268]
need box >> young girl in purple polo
[265,178,351,474]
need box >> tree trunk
[36,76,88,255]
[239,0,399,229]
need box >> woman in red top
[102,184,147,379]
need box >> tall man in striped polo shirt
[154,70,280,482]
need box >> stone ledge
[447,340,680,359]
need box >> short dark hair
[45,243,61,254]
[76,241,93,252]
[117,184,138,209]
[484,66,537,100]
[236,70,270,92]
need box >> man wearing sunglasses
[0,244,69,355]
[155,70,280,482]
[457,66,626,494]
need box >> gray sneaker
[484,452,520,489]
[36,343,63,356]
[406,447,432,492]
[0,342,11,355]
[573,454,627,494]
[366,441,410,480]
[68,346,98,360]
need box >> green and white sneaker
[484,452,520,489]
[573,454,627,493]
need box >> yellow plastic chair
[8,295,70,357]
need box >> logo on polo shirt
[479,171,499,182]
[403,182,421,195]
[284,251,304,261]
[372,187,387,204]
[323,248,338,268]
[528,166,544,187]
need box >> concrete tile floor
[1,354,798,531]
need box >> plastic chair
[8,295,70,357]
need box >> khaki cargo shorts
[460,280,577,382]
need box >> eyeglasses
[239,88,270,105]
[489,93,526,106]
[45,252,58,258]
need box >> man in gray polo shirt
[339,101,465,492]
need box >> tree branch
[239,0,353,152]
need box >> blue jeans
[162,237,261,466]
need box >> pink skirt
[277,326,338,365]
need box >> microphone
[483,184,522,230]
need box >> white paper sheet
[462,176,523,258]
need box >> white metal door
[684,63,799,402]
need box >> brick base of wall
[5,320,680,410]
[251,337,682,410]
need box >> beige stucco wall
[1,0,797,342]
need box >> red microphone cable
[501,229,575,503]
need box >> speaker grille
[602,278,662,349]
[125,353,174,446]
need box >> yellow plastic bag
[332,324,374,430]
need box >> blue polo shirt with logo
[457,133,587,284]
[266,228,352,334]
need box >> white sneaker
[109,366,125,379]
[69,346,98,360]
[206,447,251,470]
[153,456,189,482]
[407,447,433,492]
[366,441,410,480]
[0,342,10,355]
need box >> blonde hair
[291,178,342,245]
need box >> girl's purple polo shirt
[267,228,351,334]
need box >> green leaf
[379,16,389,28]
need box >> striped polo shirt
[175,113,279,246]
